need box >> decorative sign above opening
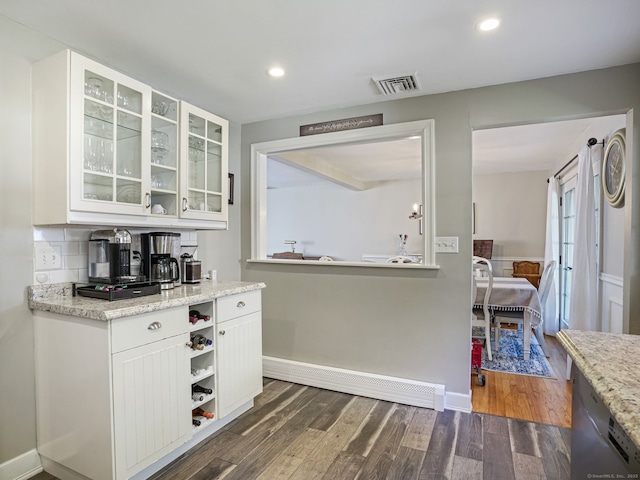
[300,114,383,137]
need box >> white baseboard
[263,356,445,412]
[0,449,42,480]
[445,390,473,413]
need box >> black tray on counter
[75,282,161,301]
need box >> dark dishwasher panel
[571,364,640,478]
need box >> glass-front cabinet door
[150,91,179,217]
[180,102,228,221]
[69,54,150,215]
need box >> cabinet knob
[219,330,226,335]
[237,301,246,308]
[148,322,162,330]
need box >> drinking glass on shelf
[84,135,97,171]
[151,130,169,164]
[85,77,104,101]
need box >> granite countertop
[28,280,266,321]
[557,329,640,449]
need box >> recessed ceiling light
[267,67,285,77]
[478,18,500,32]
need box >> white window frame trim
[249,119,437,268]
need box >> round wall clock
[602,129,626,208]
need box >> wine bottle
[192,392,204,402]
[193,407,214,419]
[192,418,201,427]
[192,384,213,395]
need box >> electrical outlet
[35,246,62,270]
[435,236,459,253]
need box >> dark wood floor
[32,378,571,480]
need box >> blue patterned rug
[475,328,556,379]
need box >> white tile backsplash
[33,226,198,284]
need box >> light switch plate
[435,236,459,253]
[35,246,62,270]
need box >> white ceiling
[268,137,421,188]
[1,0,639,124]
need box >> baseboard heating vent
[263,356,445,411]
[372,72,421,95]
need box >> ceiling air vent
[372,73,421,95]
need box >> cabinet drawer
[111,306,189,353]
[217,290,261,322]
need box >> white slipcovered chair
[472,261,493,361]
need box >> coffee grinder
[140,232,180,289]
[88,228,136,284]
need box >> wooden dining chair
[512,260,541,288]
[494,260,556,357]
[472,262,493,360]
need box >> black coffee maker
[88,228,136,284]
[140,232,180,289]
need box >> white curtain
[569,146,598,331]
[543,177,560,336]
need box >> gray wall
[0,17,64,465]
[473,170,549,259]
[240,63,640,399]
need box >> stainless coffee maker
[88,228,136,284]
[140,232,180,289]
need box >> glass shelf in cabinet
[84,117,114,140]
[85,99,114,122]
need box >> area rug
[475,328,556,379]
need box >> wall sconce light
[409,204,423,235]
[409,204,422,220]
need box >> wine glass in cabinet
[70,54,151,216]
[189,302,216,432]
[149,91,179,217]
[180,102,228,222]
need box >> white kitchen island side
[29,281,265,480]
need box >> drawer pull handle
[237,301,246,308]
[219,330,226,335]
[148,322,162,330]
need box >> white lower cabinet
[217,311,263,418]
[33,290,263,480]
[216,291,263,418]
[112,333,191,480]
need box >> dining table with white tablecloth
[474,276,543,360]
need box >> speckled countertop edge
[28,280,266,321]
[557,329,640,449]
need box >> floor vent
[373,73,421,95]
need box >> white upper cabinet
[179,102,229,222]
[32,50,228,229]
